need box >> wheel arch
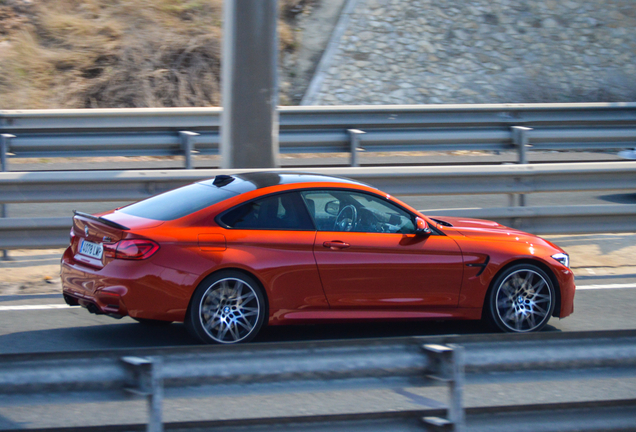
[482,258,562,320]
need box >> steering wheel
[334,205,358,232]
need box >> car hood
[430,215,557,246]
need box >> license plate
[80,239,103,260]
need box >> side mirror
[325,200,340,216]
[415,217,432,236]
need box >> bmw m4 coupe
[61,172,575,344]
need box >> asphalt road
[8,150,625,172]
[0,154,634,430]
[0,278,635,354]
[1,256,635,431]
[1,280,636,430]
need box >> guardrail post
[0,134,15,260]
[512,126,531,165]
[348,129,365,167]
[422,344,465,432]
[122,356,164,432]
[180,131,199,170]
[511,126,532,207]
[0,134,13,172]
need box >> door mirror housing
[415,217,432,236]
[325,200,340,216]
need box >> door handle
[323,241,350,250]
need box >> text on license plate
[80,240,103,259]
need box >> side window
[219,192,314,230]
[299,191,340,231]
[301,190,416,234]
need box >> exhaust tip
[63,294,79,306]
[86,303,102,314]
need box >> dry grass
[0,0,308,108]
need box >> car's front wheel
[185,271,267,344]
[486,264,555,333]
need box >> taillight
[104,239,160,260]
[69,228,78,252]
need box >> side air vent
[430,218,453,227]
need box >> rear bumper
[60,247,193,322]
[61,253,130,318]
[62,286,128,318]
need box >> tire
[132,318,173,326]
[485,263,555,333]
[185,270,267,344]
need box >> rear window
[119,183,236,221]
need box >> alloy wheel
[199,277,261,343]
[494,269,553,332]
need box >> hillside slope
[0,0,312,109]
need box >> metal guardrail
[1,103,636,168]
[0,162,635,249]
[3,204,635,249]
[1,162,635,203]
[1,330,635,431]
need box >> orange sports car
[61,172,575,344]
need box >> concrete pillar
[221,0,279,168]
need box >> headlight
[551,253,569,268]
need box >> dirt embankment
[0,0,319,109]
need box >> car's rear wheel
[486,264,555,333]
[185,271,266,344]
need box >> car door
[217,191,328,316]
[303,189,464,309]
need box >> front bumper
[556,266,576,318]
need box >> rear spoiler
[73,211,130,231]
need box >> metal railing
[1,330,635,431]
[1,103,636,169]
[0,162,635,249]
